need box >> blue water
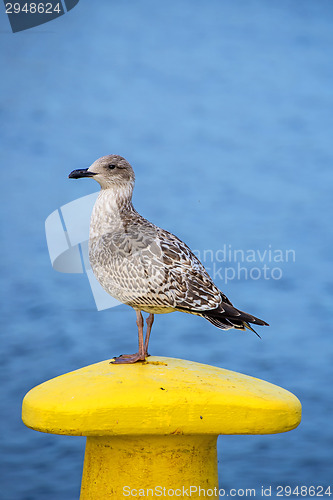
[1,1,333,498]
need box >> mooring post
[22,357,301,499]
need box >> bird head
[68,155,135,191]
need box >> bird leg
[144,313,154,355]
[111,310,146,364]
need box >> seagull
[69,155,268,364]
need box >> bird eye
[108,164,116,170]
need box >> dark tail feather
[243,322,261,339]
[201,302,268,337]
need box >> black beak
[68,168,97,179]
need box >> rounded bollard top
[22,357,301,437]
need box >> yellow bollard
[22,357,301,499]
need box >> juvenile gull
[69,155,268,364]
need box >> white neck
[89,185,134,238]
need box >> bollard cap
[22,357,301,437]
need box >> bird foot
[110,352,147,364]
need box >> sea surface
[1,1,333,499]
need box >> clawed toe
[110,352,146,364]
[115,353,135,359]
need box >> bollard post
[22,357,301,499]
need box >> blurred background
[1,0,333,498]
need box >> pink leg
[144,313,154,355]
[111,310,146,364]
